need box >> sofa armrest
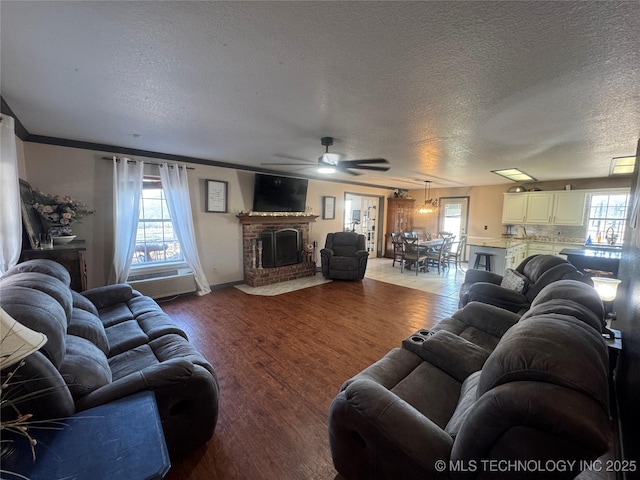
[463,269,503,285]
[355,250,369,259]
[74,358,195,411]
[320,248,334,258]
[465,282,530,313]
[81,284,135,309]
[413,330,490,383]
[335,378,453,472]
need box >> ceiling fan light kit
[262,137,390,176]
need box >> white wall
[20,141,389,288]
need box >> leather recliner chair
[458,254,588,313]
[321,232,369,280]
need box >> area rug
[235,275,332,296]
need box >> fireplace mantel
[237,214,319,225]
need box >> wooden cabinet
[526,193,554,224]
[552,192,586,225]
[21,240,87,291]
[505,243,528,270]
[528,241,580,258]
[384,197,415,258]
[502,191,585,226]
[502,194,528,224]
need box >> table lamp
[591,277,622,338]
[0,307,48,370]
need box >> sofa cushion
[60,335,112,400]
[72,290,100,317]
[445,371,481,438]
[1,258,71,286]
[390,361,462,429]
[408,330,489,383]
[0,272,74,321]
[500,268,528,293]
[108,333,215,381]
[68,308,110,354]
[478,316,609,411]
[0,286,67,368]
[329,256,360,271]
[106,320,151,356]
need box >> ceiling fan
[262,137,390,176]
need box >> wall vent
[128,270,196,299]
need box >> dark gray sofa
[459,254,589,313]
[0,259,219,459]
[328,280,612,479]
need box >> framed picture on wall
[19,179,44,249]
[323,196,335,220]
[205,179,228,213]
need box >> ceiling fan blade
[261,162,313,166]
[339,165,390,172]
[340,158,388,165]
[272,154,314,163]
[340,169,363,176]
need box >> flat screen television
[252,173,309,212]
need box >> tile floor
[235,256,468,297]
[365,256,467,299]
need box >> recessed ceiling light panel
[491,168,537,182]
[610,156,636,176]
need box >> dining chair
[390,233,404,267]
[401,235,428,275]
[447,234,467,271]
[425,236,454,274]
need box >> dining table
[418,238,444,253]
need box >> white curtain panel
[110,157,144,283]
[159,163,211,295]
[0,115,22,273]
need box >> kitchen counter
[558,247,621,276]
[558,247,622,259]
[467,238,526,249]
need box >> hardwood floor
[160,277,460,480]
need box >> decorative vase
[48,225,73,237]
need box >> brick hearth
[237,214,319,287]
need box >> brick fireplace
[237,214,318,287]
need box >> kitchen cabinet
[502,191,585,226]
[505,243,528,270]
[552,192,586,225]
[384,197,415,258]
[526,193,554,224]
[527,242,580,258]
[502,194,528,224]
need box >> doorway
[438,196,470,258]
[344,193,384,258]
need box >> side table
[2,391,170,480]
[20,240,87,291]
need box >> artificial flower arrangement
[31,190,95,228]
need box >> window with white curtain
[130,176,183,267]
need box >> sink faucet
[605,227,616,245]
[516,225,527,239]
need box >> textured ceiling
[1,1,639,189]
